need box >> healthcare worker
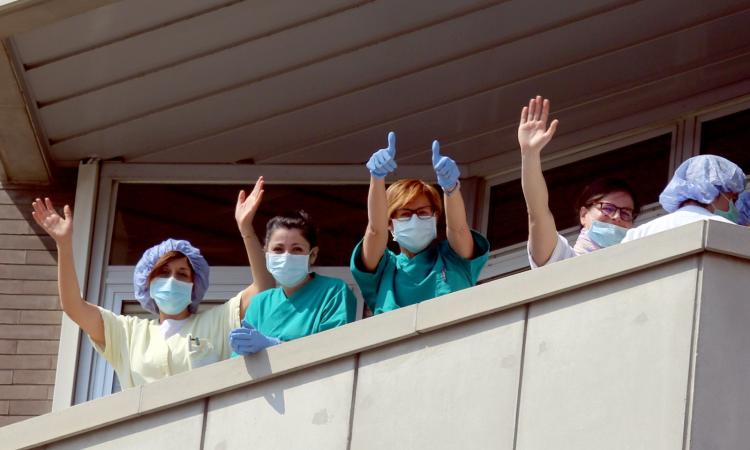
[31,177,275,388]
[622,154,745,241]
[349,131,490,315]
[229,211,357,355]
[519,95,640,267]
[736,191,750,226]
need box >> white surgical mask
[266,252,310,287]
[391,215,437,254]
[149,277,193,315]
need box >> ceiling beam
[0,0,120,39]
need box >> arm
[432,140,473,258]
[361,132,398,271]
[32,198,105,347]
[518,96,559,266]
[235,176,276,318]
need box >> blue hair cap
[659,154,745,213]
[133,239,210,315]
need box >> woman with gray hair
[31,177,274,389]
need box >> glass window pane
[487,134,672,250]
[110,183,369,266]
[699,108,750,169]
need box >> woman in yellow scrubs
[31,178,275,389]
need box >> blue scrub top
[244,273,357,342]
[350,230,490,315]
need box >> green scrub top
[350,230,490,315]
[244,273,357,342]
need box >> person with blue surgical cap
[30,178,275,389]
[735,191,750,226]
[622,155,745,242]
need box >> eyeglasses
[393,206,434,222]
[592,202,635,222]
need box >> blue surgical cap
[133,239,210,315]
[737,191,750,226]
[659,155,746,213]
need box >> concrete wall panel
[689,254,750,449]
[47,401,204,450]
[350,308,526,450]
[202,357,356,450]
[516,258,699,450]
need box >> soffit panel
[7,0,750,175]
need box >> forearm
[521,153,558,265]
[239,231,274,317]
[362,176,388,270]
[56,242,104,345]
[242,231,274,291]
[444,187,473,258]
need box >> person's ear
[309,247,319,265]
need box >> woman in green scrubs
[350,132,490,315]
[230,211,357,355]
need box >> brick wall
[0,180,75,426]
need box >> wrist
[56,240,74,252]
[520,147,542,158]
[239,228,256,239]
[444,180,461,196]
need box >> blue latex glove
[366,131,397,179]
[229,320,281,355]
[431,140,460,191]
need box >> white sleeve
[528,234,576,269]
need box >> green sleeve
[318,282,358,333]
[443,230,490,284]
[349,240,390,311]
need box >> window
[110,183,370,266]
[486,134,672,250]
[699,107,750,169]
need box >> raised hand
[366,131,397,179]
[518,95,558,155]
[431,140,460,191]
[31,198,73,246]
[236,176,264,237]
[229,320,280,355]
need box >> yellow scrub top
[89,292,241,389]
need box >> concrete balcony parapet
[1,220,748,449]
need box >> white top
[89,292,241,389]
[622,205,733,242]
[528,234,576,268]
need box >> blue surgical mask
[713,194,739,224]
[149,277,193,315]
[391,215,437,254]
[266,253,310,287]
[587,220,627,248]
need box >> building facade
[0,0,749,427]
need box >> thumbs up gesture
[431,140,460,192]
[366,131,398,179]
